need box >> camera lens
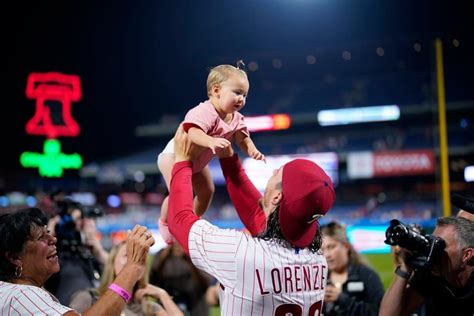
[385,219,430,251]
[387,224,407,243]
[384,220,408,245]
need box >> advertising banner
[348,150,435,179]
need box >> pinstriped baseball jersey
[0,281,73,315]
[189,220,328,316]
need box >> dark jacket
[410,269,474,316]
[323,264,384,316]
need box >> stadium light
[465,165,474,182]
[317,105,400,126]
[245,114,291,132]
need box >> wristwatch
[395,265,412,280]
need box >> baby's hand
[209,137,231,154]
[249,149,266,163]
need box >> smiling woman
[0,207,155,316]
[0,208,56,282]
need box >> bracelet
[108,283,131,303]
[395,265,412,280]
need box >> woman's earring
[15,265,23,278]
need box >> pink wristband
[108,283,131,303]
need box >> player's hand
[216,143,235,158]
[324,283,342,303]
[249,149,266,163]
[174,124,200,162]
[208,137,231,154]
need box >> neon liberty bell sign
[20,72,83,177]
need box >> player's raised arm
[167,126,201,254]
[218,145,266,236]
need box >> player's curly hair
[257,206,323,253]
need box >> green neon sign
[20,139,82,177]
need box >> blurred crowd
[0,188,472,315]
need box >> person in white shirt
[0,207,154,316]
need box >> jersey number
[275,300,322,316]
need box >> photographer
[379,216,474,316]
[45,199,109,305]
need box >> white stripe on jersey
[189,220,328,316]
[0,281,72,315]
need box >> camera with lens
[45,198,104,303]
[54,199,103,255]
[384,219,446,269]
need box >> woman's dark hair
[257,207,323,253]
[0,207,48,281]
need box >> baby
[157,61,265,244]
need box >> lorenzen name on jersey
[256,263,327,295]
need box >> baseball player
[167,126,335,315]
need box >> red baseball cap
[279,159,335,248]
